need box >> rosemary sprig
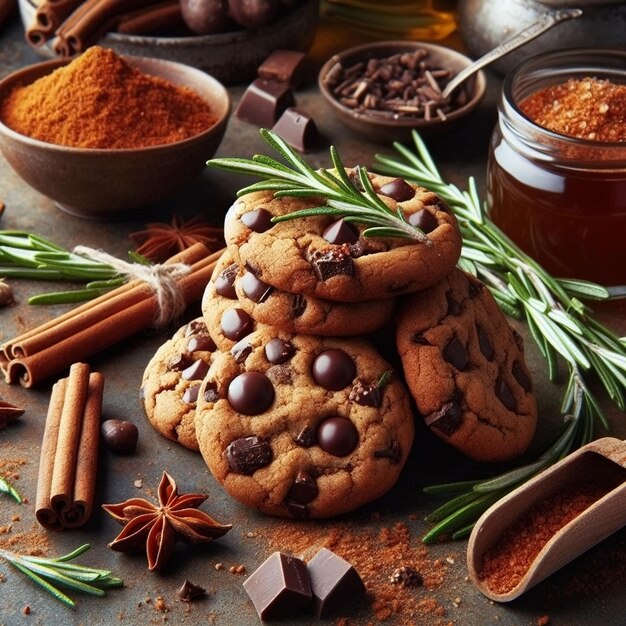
[374,130,626,541]
[207,128,430,243]
[0,475,22,503]
[0,543,123,608]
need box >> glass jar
[487,49,626,285]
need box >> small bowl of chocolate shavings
[318,41,486,143]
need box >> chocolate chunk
[445,291,462,316]
[168,353,194,372]
[186,334,216,352]
[294,424,315,447]
[317,417,359,457]
[389,566,423,587]
[185,319,208,336]
[443,336,469,371]
[287,501,310,519]
[243,552,312,620]
[349,379,382,407]
[265,338,295,364]
[322,218,359,245]
[512,361,532,392]
[214,262,238,299]
[177,579,206,602]
[226,435,272,475]
[496,377,517,411]
[312,349,356,391]
[241,271,273,303]
[181,358,210,381]
[425,401,463,436]
[182,384,200,405]
[379,178,415,202]
[203,382,219,403]
[221,308,254,341]
[286,471,318,504]
[272,108,320,152]
[241,208,274,233]
[236,78,295,127]
[227,371,274,415]
[258,49,307,87]
[291,293,307,317]
[266,364,293,385]
[231,338,253,363]
[312,249,353,281]
[307,548,365,618]
[374,440,402,463]
[407,208,438,233]
[477,325,494,360]
[101,419,138,454]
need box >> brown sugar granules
[478,481,612,595]
[520,77,626,142]
[0,46,216,149]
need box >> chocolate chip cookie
[396,269,537,462]
[141,318,217,451]
[224,172,462,302]
[194,328,414,518]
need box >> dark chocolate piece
[168,353,194,372]
[220,308,254,341]
[443,336,468,371]
[477,325,494,360]
[317,417,358,457]
[101,419,138,454]
[379,178,415,202]
[407,208,438,233]
[312,349,356,391]
[312,249,353,281]
[226,435,272,475]
[307,548,365,618]
[243,552,312,620]
[294,424,315,447]
[231,338,253,363]
[241,208,274,233]
[236,78,295,128]
[227,371,275,415]
[241,271,273,303]
[512,360,532,392]
[374,440,402,463]
[182,384,200,405]
[258,49,306,87]
[291,293,307,317]
[425,401,463,435]
[177,579,206,602]
[203,382,219,403]
[272,107,320,153]
[181,359,210,381]
[266,364,293,385]
[349,379,382,407]
[496,377,516,411]
[286,470,318,505]
[185,319,208,336]
[214,262,238,299]
[186,334,216,352]
[322,218,359,245]
[265,338,295,364]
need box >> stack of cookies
[141,171,537,519]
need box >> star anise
[129,214,224,263]
[102,472,232,572]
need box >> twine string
[73,246,191,328]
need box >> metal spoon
[441,8,584,100]
[466,437,626,602]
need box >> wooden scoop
[467,437,626,602]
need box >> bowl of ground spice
[318,41,487,143]
[0,46,230,218]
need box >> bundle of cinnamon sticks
[26,0,185,53]
[1,243,224,388]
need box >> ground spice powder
[0,46,216,149]
[520,77,626,142]
[478,481,612,595]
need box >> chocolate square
[236,78,295,128]
[258,49,307,88]
[272,107,320,153]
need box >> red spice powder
[520,77,626,142]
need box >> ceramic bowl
[318,41,487,143]
[18,0,319,85]
[0,55,230,219]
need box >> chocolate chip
[221,308,254,341]
[291,293,307,317]
[312,349,356,391]
[445,291,462,316]
[496,377,517,411]
[241,208,274,232]
[425,401,463,435]
[317,417,359,456]
[294,424,315,447]
[227,372,274,415]
[101,419,138,454]
[203,382,219,403]
[374,440,402,463]
[411,333,431,345]
[512,361,532,392]
[287,501,310,519]
[231,338,253,363]
[312,249,353,281]
[286,471,318,504]
[181,359,210,381]
[349,379,382,407]
[379,178,415,202]
[265,338,295,364]
[266,364,293,385]
[182,384,200,404]
[241,271,273,303]
[187,334,216,352]
[226,435,272,474]
[168,353,194,372]
[214,262,238,298]
[272,107,321,153]
[258,49,306,87]
[322,219,359,245]
[443,336,469,371]
[236,78,296,128]
[477,325,494,360]
[389,566,423,587]
[407,209,438,233]
[177,580,206,602]
[185,319,208,336]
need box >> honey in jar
[487,50,626,286]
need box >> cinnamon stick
[116,0,183,35]
[2,244,224,388]
[35,363,104,530]
[25,0,83,47]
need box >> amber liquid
[487,137,626,285]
